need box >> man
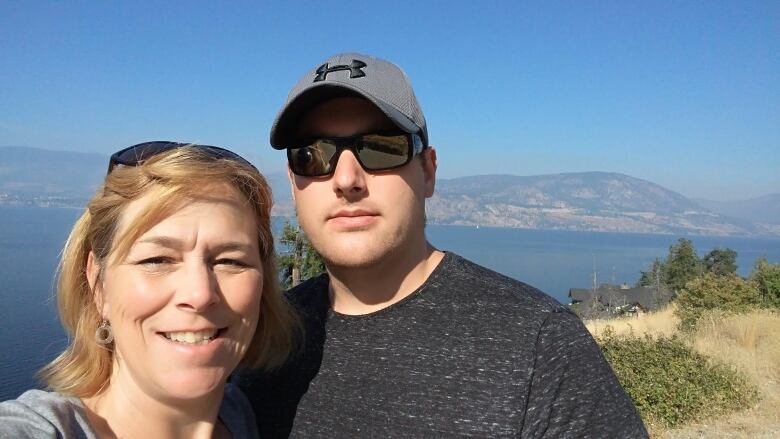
[236,53,648,438]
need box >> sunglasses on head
[107,141,255,175]
[286,132,425,177]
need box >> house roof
[568,284,674,310]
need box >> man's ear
[286,164,297,204]
[86,251,109,318]
[422,146,437,198]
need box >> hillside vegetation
[585,239,780,438]
[589,308,779,438]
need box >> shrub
[598,327,758,429]
[750,257,780,308]
[675,273,761,331]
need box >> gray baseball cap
[270,52,428,149]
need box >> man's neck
[326,242,445,315]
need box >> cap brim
[270,83,421,149]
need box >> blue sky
[1,1,777,201]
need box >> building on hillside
[568,283,675,319]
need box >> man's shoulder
[435,252,567,315]
[284,273,329,307]
[280,254,571,325]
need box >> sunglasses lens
[288,140,338,176]
[356,134,410,170]
[287,134,415,176]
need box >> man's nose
[331,149,367,197]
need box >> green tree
[749,257,780,308]
[661,238,703,293]
[277,222,325,289]
[703,248,737,276]
[637,258,664,288]
[675,272,761,331]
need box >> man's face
[288,97,436,269]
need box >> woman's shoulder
[220,383,260,439]
[0,389,96,438]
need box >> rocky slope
[427,172,773,237]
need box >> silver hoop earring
[95,319,114,345]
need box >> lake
[1,205,778,400]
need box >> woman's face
[93,184,262,402]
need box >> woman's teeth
[163,329,218,345]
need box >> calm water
[1,206,778,400]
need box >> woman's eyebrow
[135,237,255,254]
[135,236,184,250]
[210,243,259,257]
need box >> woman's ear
[86,251,109,318]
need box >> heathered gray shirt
[0,382,259,438]
[236,252,648,438]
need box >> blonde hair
[39,146,298,397]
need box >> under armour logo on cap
[271,52,429,150]
[313,59,367,82]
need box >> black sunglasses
[286,132,425,177]
[107,141,255,175]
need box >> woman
[0,141,297,438]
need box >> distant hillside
[694,194,780,225]
[0,146,106,192]
[264,172,294,216]
[0,146,105,205]
[0,145,295,212]
[2,147,775,237]
[427,172,773,237]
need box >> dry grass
[664,310,780,439]
[585,304,680,338]
[586,307,780,438]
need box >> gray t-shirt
[0,382,259,438]
[236,252,648,438]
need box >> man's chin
[317,240,403,270]
[321,251,387,270]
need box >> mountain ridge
[427,172,776,237]
[693,194,780,226]
[1,146,775,237]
